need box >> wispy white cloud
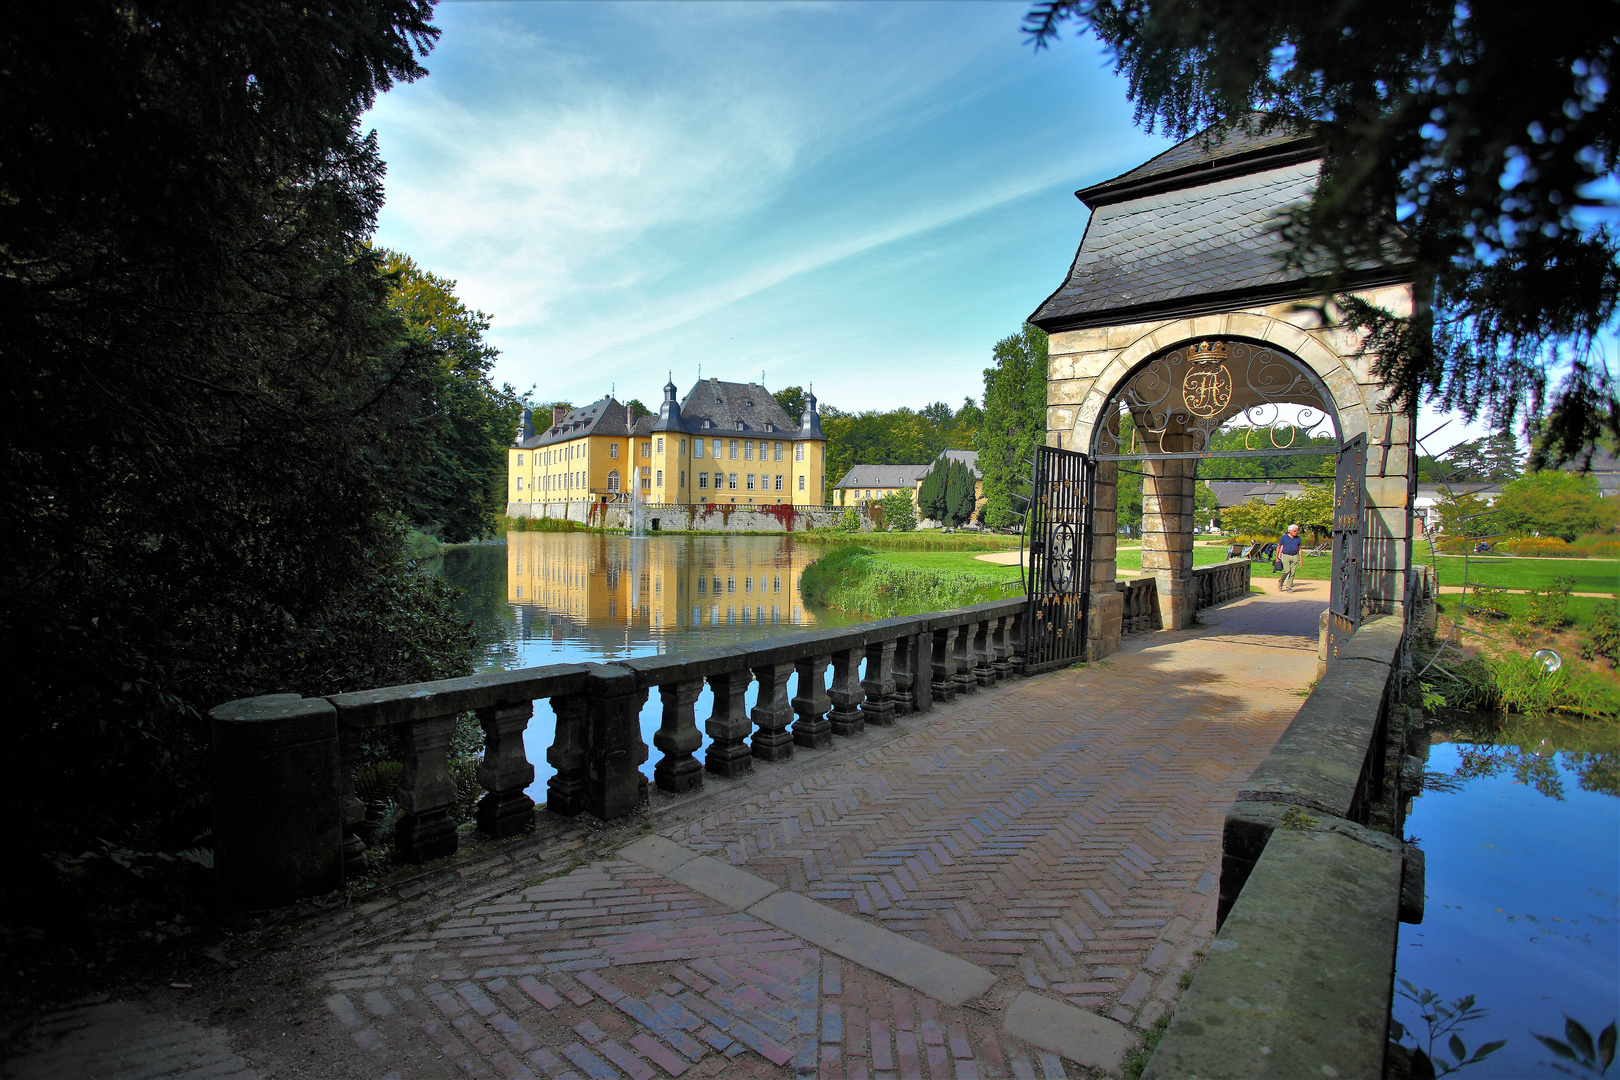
[365,1,1164,407]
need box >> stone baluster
[989,618,1012,681]
[791,654,833,749]
[750,661,796,761]
[973,620,996,687]
[827,648,866,737]
[1008,611,1026,676]
[653,679,705,793]
[860,639,896,727]
[931,626,959,703]
[891,636,915,716]
[584,665,649,819]
[704,668,754,777]
[951,624,978,696]
[338,726,368,879]
[395,713,460,863]
[546,691,590,815]
[475,700,536,837]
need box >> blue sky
[363,0,1497,450]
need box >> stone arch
[1069,313,1375,454]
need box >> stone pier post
[1142,430,1197,630]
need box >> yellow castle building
[507,378,827,515]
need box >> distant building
[1560,447,1620,497]
[508,378,827,513]
[832,449,984,517]
[1207,480,1506,531]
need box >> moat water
[439,532,856,797]
[1391,716,1618,1076]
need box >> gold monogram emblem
[1182,340,1231,418]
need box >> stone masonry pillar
[1142,430,1197,630]
[1088,460,1123,658]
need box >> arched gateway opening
[1024,120,1418,664]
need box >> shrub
[1465,584,1511,618]
[879,490,917,533]
[839,507,861,532]
[1499,537,1586,558]
[1526,576,1577,627]
[1582,602,1620,668]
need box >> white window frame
[699,472,708,490]
[728,473,738,490]
[609,443,618,458]
[799,475,806,491]
[695,440,704,459]
[795,443,804,462]
[657,437,664,453]
[746,474,756,491]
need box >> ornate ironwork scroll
[1024,446,1093,672]
[1326,433,1367,665]
[1094,339,1337,456]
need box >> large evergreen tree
[977,323,1049,528]
[0,2,473,931]
[1026,0,1620,464]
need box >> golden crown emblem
[1187,340,1229,365]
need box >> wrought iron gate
[1023,446,1094,672]
[1326,433,1366,665]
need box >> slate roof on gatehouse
[1030,119,1412,332]
[679,379,802,435]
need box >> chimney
[551,404,567,428]
[626,404,635,429]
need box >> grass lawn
[863,549,1024,589]
[1440,591,1620,632]
[1427,554,1620,593]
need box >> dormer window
[735,421,745,430]
[764,423,774,432]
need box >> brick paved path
[5,589,1325,1080]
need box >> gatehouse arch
[1029,121,1418,655]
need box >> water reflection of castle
[506,533,822,631]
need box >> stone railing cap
[209,694,336,749]
[326,663,590,727]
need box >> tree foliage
[1026,0,1620,462]
[1419,434,1526,483]
[0,1,477,928]
[1494,470,1619,541]
[773,385,808,420]
[822,400,981,502]
[380,250,524,542]
[977,323,1048,528]
[1220,484,1333,539]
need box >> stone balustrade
[1118,577,1162,634]
[1191,557,1251,610]
[208,597,1029,908]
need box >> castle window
[728,473,738,490]
[699,473,708,490]
[775,475,784,491]
[679,438,686,453]
[712,438,721,458]
[609,444,618,458]
[680,470,685,488]
[744,442,753,460]
[516,478,523,490]
[641,477,651,491]
[799,475,806,491]
[517,454,524,465]
[694,440,704,459]
[656,470,663,487]
[729,439,739,459]
[657,437,664,453]
[746,474,756,491]
[607,470,620,493]
[774,442,782,461]
[698,577,706,593]
[795,443,804,462]
[641,442,650,458]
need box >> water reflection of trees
[1431,710,1619,799]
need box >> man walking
[1277,523,1304,592]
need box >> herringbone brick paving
[5,589,1324,1080]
